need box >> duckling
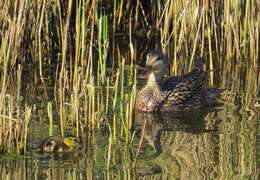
[135,50,222,112]
[40,135,81,153]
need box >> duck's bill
[138,66,153,78]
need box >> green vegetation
[0,0,259,178]
[0,0,258,152]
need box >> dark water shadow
[133,107,222,177]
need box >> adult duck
[135,50,223,113]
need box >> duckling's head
[40,139,56,152]
[62,135,81,150]
[143,50,169,86]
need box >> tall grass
[0,0,259,155]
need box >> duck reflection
[134,110,220,178]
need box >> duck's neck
[146,73,163,89]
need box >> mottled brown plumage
[135,50,222,113]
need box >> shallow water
[1,59,260,179]
[0,64,259,179]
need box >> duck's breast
[135,87,165,112]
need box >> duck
[39,135,81,153]
[135,50,223,113]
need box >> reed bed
[0,0,259,156]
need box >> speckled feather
[135,84,166,112]
[162,69,207,107]
[135,50,222,112]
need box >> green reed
[47,102,53,136]
[0,2,259,179]
[0,0,32,154]
[0,0,259,155]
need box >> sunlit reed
[0,0,258,158]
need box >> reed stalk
[47,102,53,136]
[0,0,259,156]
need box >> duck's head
[142,50,169,85]
[62,135,81,150]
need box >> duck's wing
[162,76,182,90]
[162,69,207,106]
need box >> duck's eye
[156,56,162,61]
[153,67,160,71]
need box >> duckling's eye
[46,141,53,146]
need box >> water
[0,56,259,179]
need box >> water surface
[1,53,259,180]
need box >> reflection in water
[0,157,87,179]
[1,64,259,179]
[134,110,220,179]
[132,62,260,179]
[0,61,259,179]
